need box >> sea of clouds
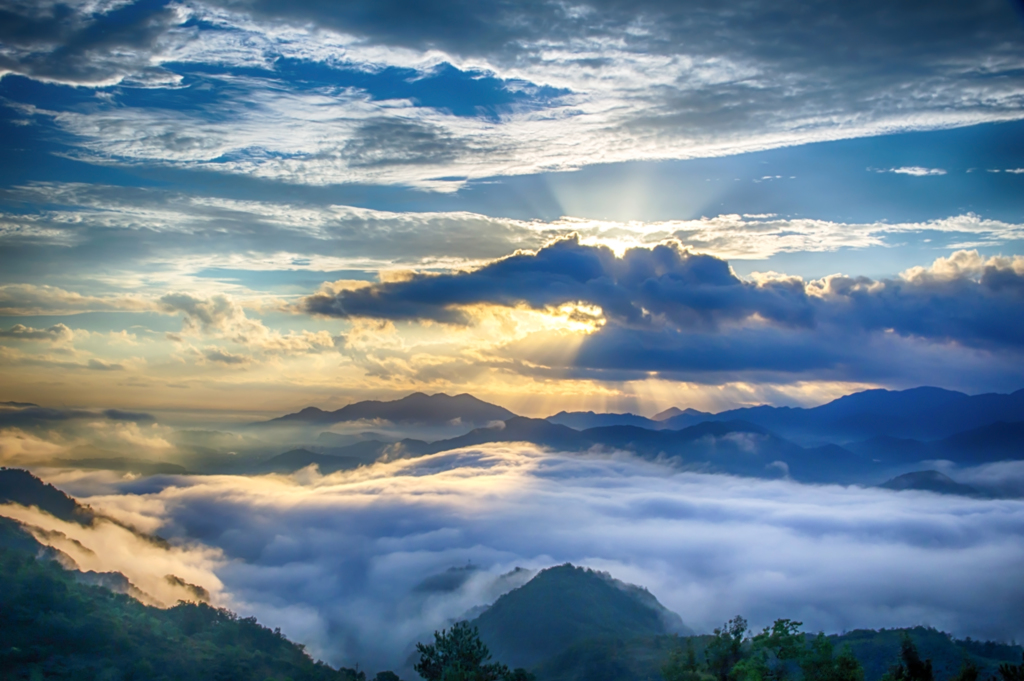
[19,444,1024,673]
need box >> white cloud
[880,167,948,177]
[4,184,1024,280]
[3,0,1021,188]
[27,445,1024,673]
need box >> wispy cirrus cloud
[2,183,1024,294]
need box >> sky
[1,0,1024,416]
[3,3,1024,669]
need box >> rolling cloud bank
[12,443,1022,672]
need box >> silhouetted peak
[0,468,93,524]
[880,470,981,496]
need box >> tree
[736,619,805,681]
[507,669,536,681]
[706,616,749,681]
[997,654,1024,681]
[800,634,864,681]
[664,638,708,681]
[951,660,980,681]
[414,621,511,681]
[881,635,934,681]
[375,673,403,681]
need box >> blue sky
[1,0,1023,415]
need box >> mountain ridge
[262,392,516,427]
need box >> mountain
[254,417,869,482]
[48,457,188,476]
[255,439,433,475]
[417,418,869,483]
[472,564,688,670]
[847,421,1024,466]
[932,421,1024,464]
[0,467,93,524]
[0,530,361,680]
[0,470,366,680]
[546,411,662,430]
[263,392,516,427]
[879,471,982,497]
[259,448,363,474]
[653,407,711,422]
[661,387,1024,444]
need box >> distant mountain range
[248,387,1024,487]
[18,386,1006,488]
[556,387,1024,444]
[257,417,867,483]
[262,392,515,427]
[263,386,1024,445]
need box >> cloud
[0,415,170,468]
[86,358,125,371]
[201,345,249,365]
[0,0,188,86]
[0,323,74,342]
[0,283,157,315]
[0,501,225,607]
[299,239,1024,385]
[879,167,948,177]
[159,291,340,355]
[26,444,1024,672]
[304,238,1024,344]
[3,1,1023,186]
[3,183,1024,289]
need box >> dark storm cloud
[0,0,1018,193]
[303,237,815,327]
[0,0,184,85]
[303,237,1024,345]
[302,238,1024,380]
[212,0,1022,68]
[207,0,1024,136]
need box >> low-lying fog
[13,443,1024,673]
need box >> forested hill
[0,471,380,681]
[0,516,367,681]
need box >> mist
[18,443,1023,673]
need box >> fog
[9,443,1017,673]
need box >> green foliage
[507,669,537,681]
[706,617,749,681]
[998,654,1024,681]
[472,564,682,670]
[0,546,354,681]
[950,660,979,681]
[881,636,935,681]
[801,634,865,681]
[415,621,516,681]
[664,638,712,681]
[736,619,806,681]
